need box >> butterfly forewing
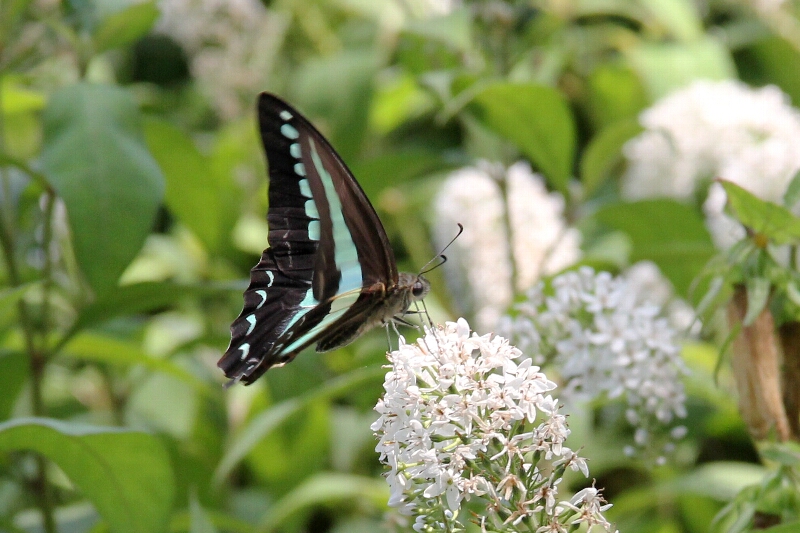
[219,93,400,384]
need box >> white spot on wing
[281,124,299,140]
[256,290,267,309]
[294,162,306,176]
[308,220,320,240]
[246,314,257,335]
[266,271,275,287]
[298,178,312,198]
[290,143,301,159]
[279,110,293,121]
[238,343,251,360]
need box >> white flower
[434,162,581,331]
[156,0,286,119]
[500,267,689,460]
[622,80,800,249]
[374,319,614,532]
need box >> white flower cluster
[156,0,286,118]
[622,80,800,249]
[372,319,615,532]
[434,162,581,331]
[500,267,689,463]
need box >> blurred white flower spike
[500,267,689,464]
[372,318,617,533]
[622,80,800,250]
[434,162,581,331]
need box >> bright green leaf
[627,37,736,100]
[93,1,159,53]
[0,418,174,533]
[1,77,46,114]
[41,84,165,296]
[720,179,800,244]
[595,199,716,296]
[580,118,642,197]
[471,82,575,193]
[639,0,703,41]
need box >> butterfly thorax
[315,272,430,352]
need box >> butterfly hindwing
[219,93,401,384]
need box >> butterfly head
[399,272,430,302]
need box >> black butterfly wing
[218,93,398,384]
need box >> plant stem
[0,74,58,533]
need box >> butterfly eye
[412,280,426,297]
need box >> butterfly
[218,93,430,385]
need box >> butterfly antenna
[418,223,463,275]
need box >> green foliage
[0,418,174,533]
[41,83,164,296]
[3,0,800,532]
[471,82,575,194]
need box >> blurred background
[2,0,800,531]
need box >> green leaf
[759,442,800,467]
[93,1,159,53]
[743,277,771,326]
[471,82,576,194]
[585,64,648,128]
[41,84,165,296]
[639,0,703,41]
[61,332,213,397]
[0,418,174,533]
[403,7,471,52]
[71,281,236,336]
[579,118,642,197]
[145,119,238,252]
[0,350,28,419]
[626,37,735,99]
[595,199,716,296]
[256,473,388,533]
[720,179,800,244]
[189,494,219,533]
[1,77,46,114]
[213,366,385,484]
[784,170,800,211]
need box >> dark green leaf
[579,118,642,197]
[213,365,385,484]
[0,350,28,419]
[0,418,174,533]
[61,332,212,396]
[720,179,800,244]
[595,199,716,296]
[41,84,165,296]
[72,281,238,334]
[256,473,388,533]
[145,119,238,252]
[471,82,575,194]
[93,1,159,53]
